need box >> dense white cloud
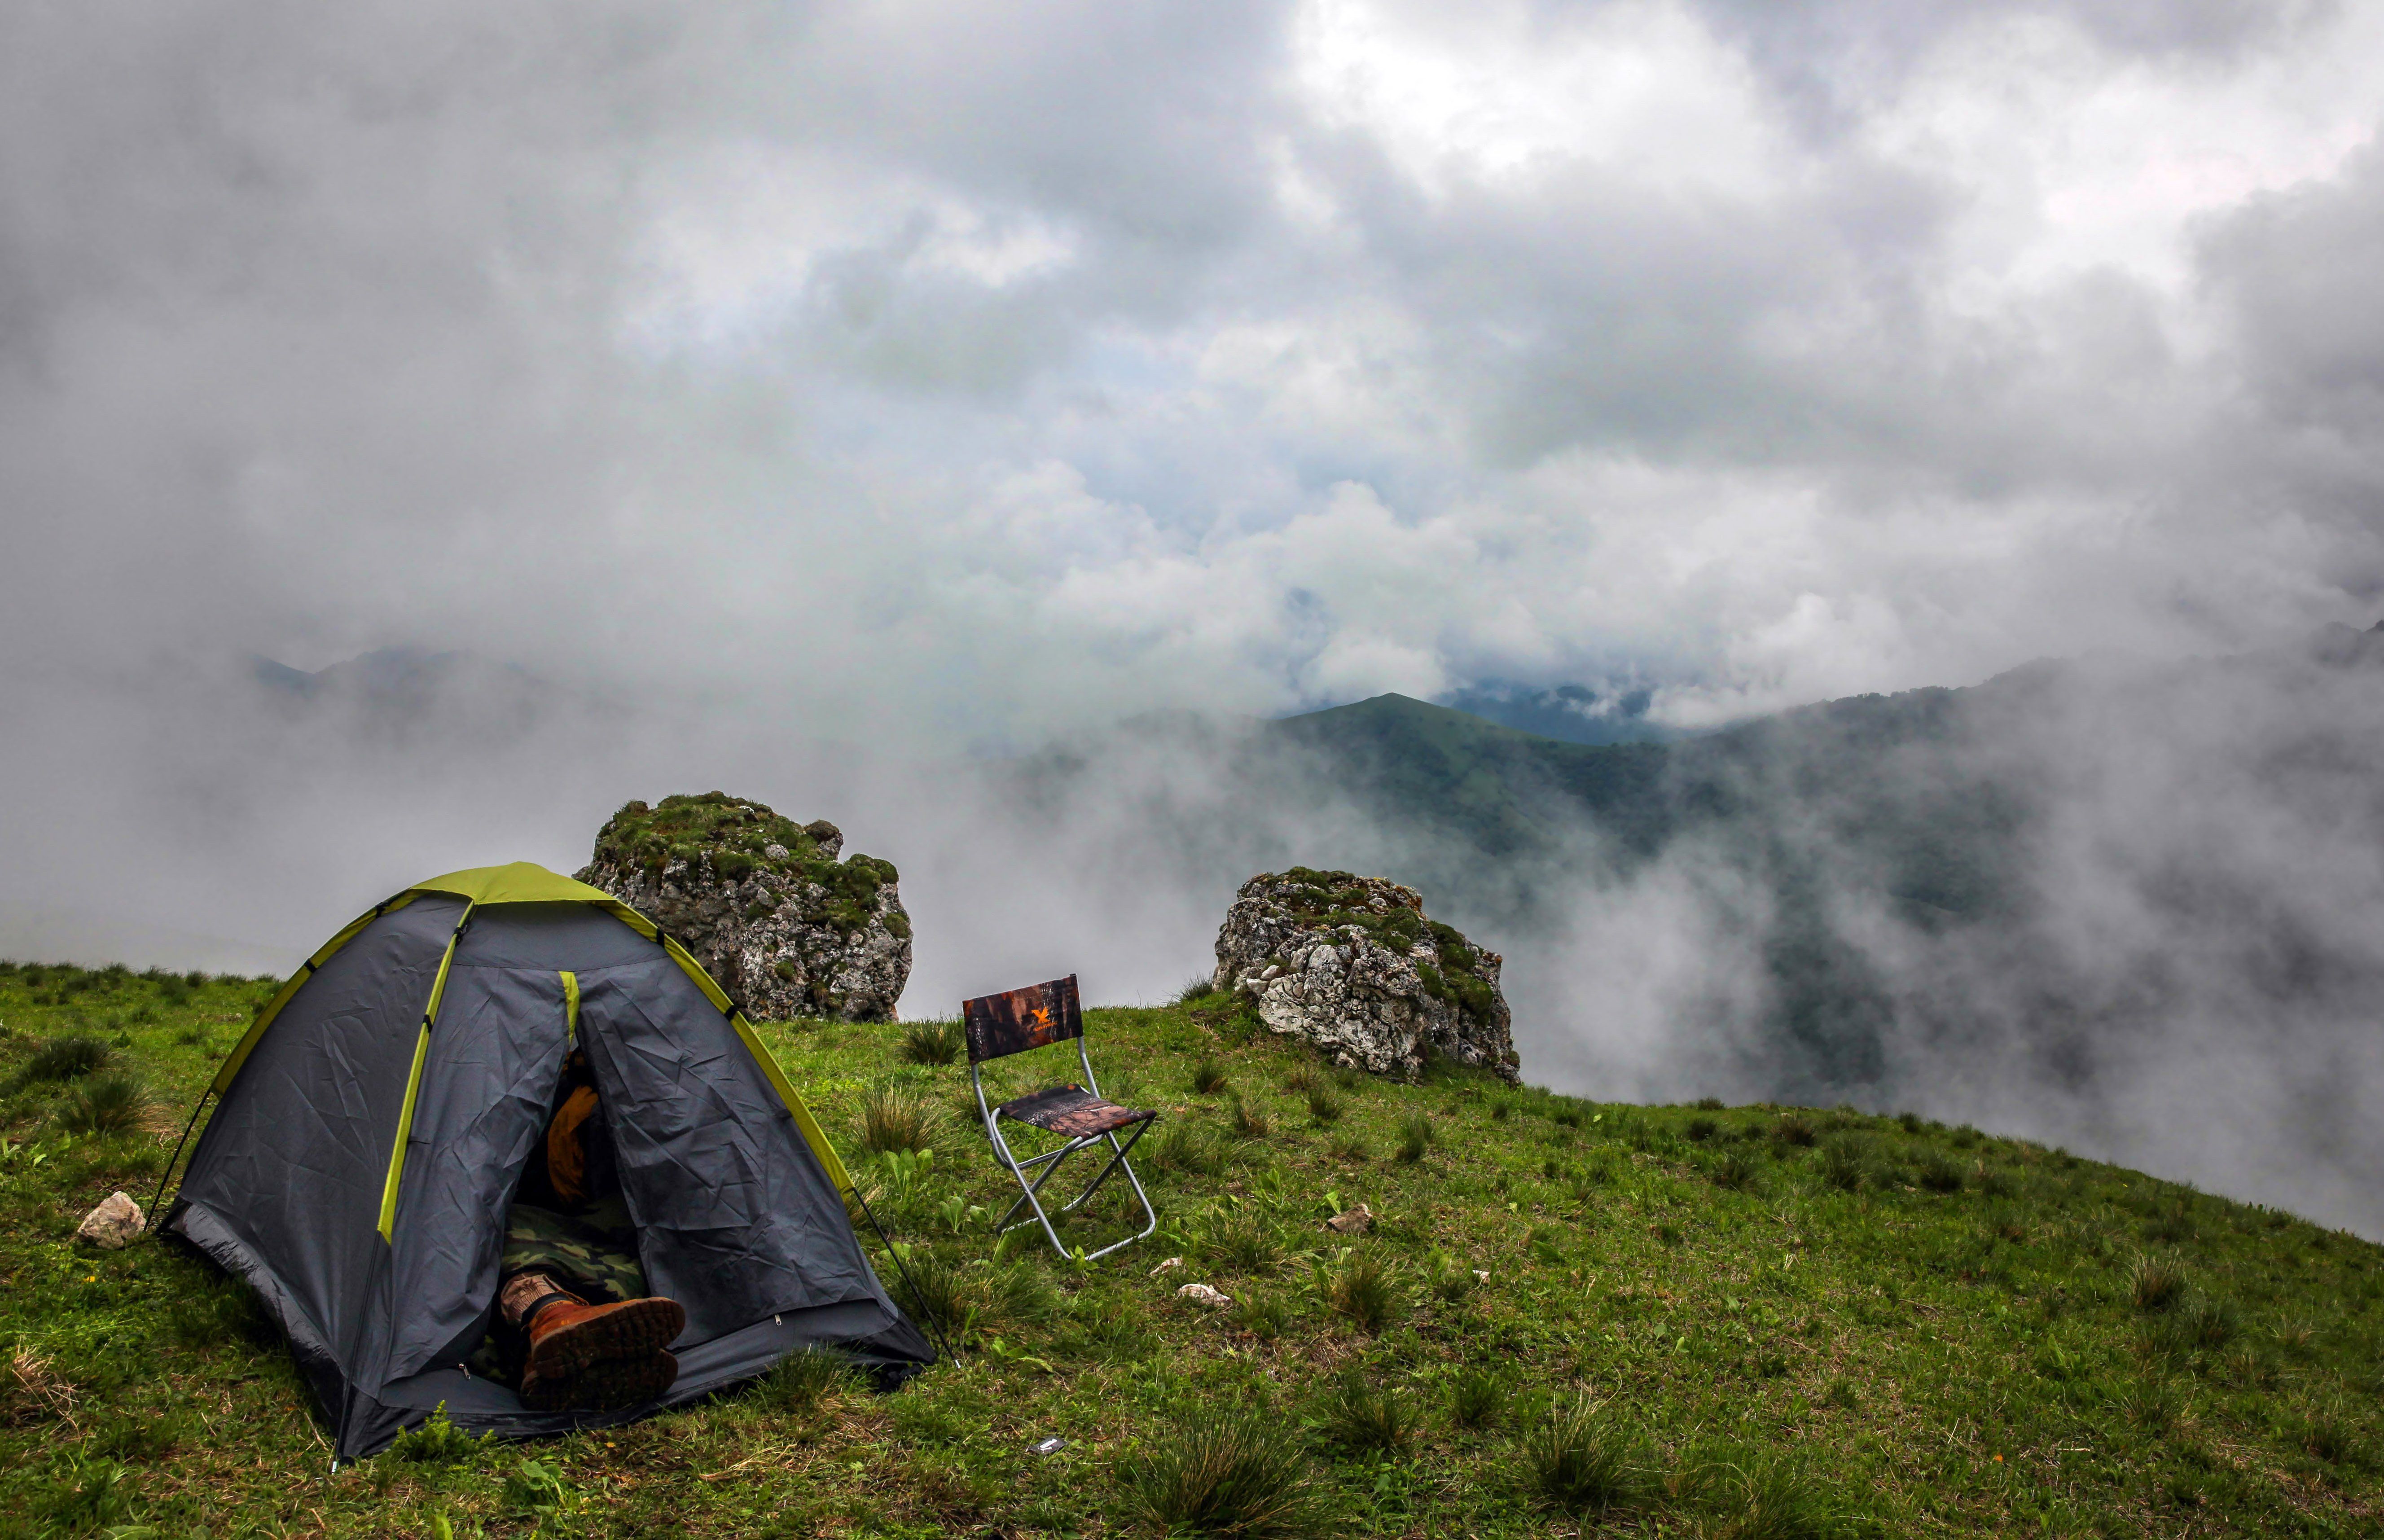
[7,0,2384,738]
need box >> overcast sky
[8,0,2384,744]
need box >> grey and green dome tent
[161,862,932,1460]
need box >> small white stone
[1177,1282,1233,1307]
[763,844,790,860]
[76,1191,144,1250]
[1149,1255,1183,1276]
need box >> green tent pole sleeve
[377,903,473,1241]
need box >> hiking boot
[520,1349,678,1413]
[523,1294,687,1381]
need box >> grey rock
[1213,869,1519,1083]
[576,794,912,1022]
[76,1191,143,1249]
[1325,1204,1375,1235]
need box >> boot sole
[521,1350,678,1413]
[527,1298,688,1380]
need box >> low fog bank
[6,632,2384,1236]
[1517,632,2384,1238]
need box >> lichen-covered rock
[575,792,912,1022]
[1212,869,1519,1083]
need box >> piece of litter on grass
[1031,1436,1067,1456]
[1472,1270,1490,1282]
[1177,1282,1233,1307]
[1149,1255,1184,1276]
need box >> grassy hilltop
[1,961,2381,1537]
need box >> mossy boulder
[1212,868,1518,1082]
[575,792,911,1022]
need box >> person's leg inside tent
[487,1049,685,1412]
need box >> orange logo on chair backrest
[962,975,1084,1064]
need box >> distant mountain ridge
[1434,679,1679,745]
[1010,620,2384,1106]
[250,646,547,741]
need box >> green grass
[0,961,2381,1535]
[896,1018,963,1066]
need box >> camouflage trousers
[500,1199,647,1305]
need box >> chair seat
[997,1084,1155,1139]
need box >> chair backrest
[962,974,1084,1066]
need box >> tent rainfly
[160,862,932,1460]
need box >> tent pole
[850,1185,958,1365]
[145,1090,213,1235]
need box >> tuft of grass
[1196,1212,1283,1275]
[1818,1136,1869,1192]
[2222,1343,2276,1390]
[1684,1116,1720,1142]
[2143,1199,2198,1245]
[2290,1399,2359,1465]
[1192,1056,1230,1095]
[1330,1250,1397,1334]
[1682,1446,1845,1540]
[1709,1151,1760,1193]
[2143,1293,2237,1360]
[56,1072,157,1136]
[1430,1259,1477,1303]
[389,1404,483,1464]
[1157,1123,1228,1177]
[1121,1406,1316,1539]
[2113,1377,2178,1436]
[1395,1112,1434,1164]
[2270,1316,2319,1358]
[10,1033,109,1091]
[1177,975,1220,1004]
[1229,1096,1272,1140]
[1235,1293,1289,1341]
[2131,1254,2187,1313]
[1772,1113,1817,1148]
[1447,1367,1510,1430]
[1695,1096,1726,1110]
[1304,1086,1345,1125]
[889,1248,975,1340]
[1916,1154,1966,1193]
[1519,1397,1641,1518]
[896,1020,963,1066]
[858,1084,935,1153]
[1320,1371,1416,1456]
[753,1348,861,1415]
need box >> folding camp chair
[964,974,1158,1261]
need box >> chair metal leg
[1068,1123,1158,1261]
[993,1136,1087,1235]
[987,1116,1158,1260]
